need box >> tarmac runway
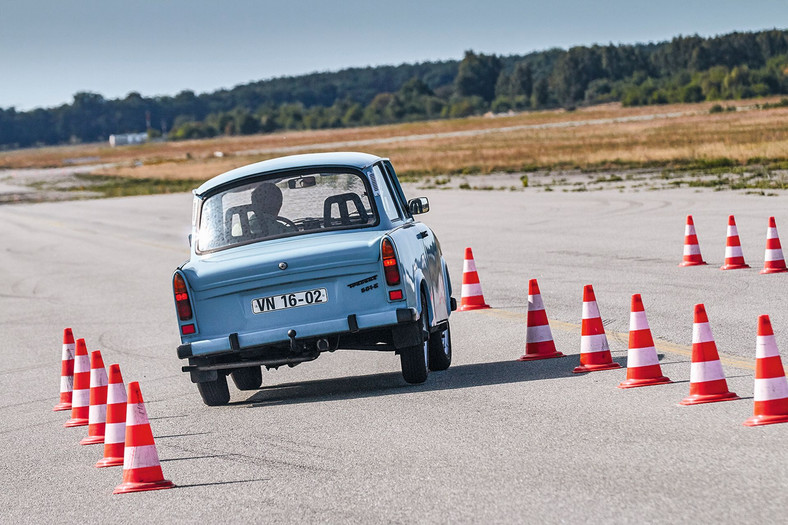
[1,186,786,523]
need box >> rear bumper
[178,307,418,359]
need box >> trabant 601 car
[172,152,455,406]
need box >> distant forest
[2,28,788,149]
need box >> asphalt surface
[1,185,787,523]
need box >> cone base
[760,267,788,274]
[518,352,565,361]
[573,362,622,373]
[720,263,750,270]
[743,413,788,427]
[64,417,89,428]
[80,435,105,445]
[53,402,72,412]
[95,456,124,468]
[680,391,739,405]
[679,261,707,267]
[113,479,175,494]
[458,303,490,311]
[617,376,672,389]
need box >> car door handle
[416,230,429,239]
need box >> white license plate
[252,288,328,314]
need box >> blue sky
[1,0,786,110]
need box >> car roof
[196,151,385,195]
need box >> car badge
[278,262,288,270]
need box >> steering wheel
[276,216,298,231]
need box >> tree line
[1,29,787,148]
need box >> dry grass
[3,99,787,183]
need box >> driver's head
[252,182,283,216]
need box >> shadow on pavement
[238,357,581,408]
[174,478,269,489]
[155,432,212,439]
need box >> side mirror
[408,197,430,215]
[288,176,317,189]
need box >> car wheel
[400,293,429,384]
[428,322,452,371]
[196,374,230,406]
[231,366,263,390]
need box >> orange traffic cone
[618,294,671,388]
[64,338,90,427]
[96,364,127,467]
[744,315,788,426]
[679,215,707,267]
[113,382,174,494]
[53,328,76,411]
[761,216,788,274]
[458,247,490,311]
[573,285,620,373]
[680,304,739,405]
[519,279,564,361]
[721,215,749,270]
[80,351,108,445]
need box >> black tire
[400,294,429,384]
[231,366,263,390]
[197,374,230,406]
[428,322,452,371]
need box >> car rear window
[197,170,377,252]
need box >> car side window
[382,161,412,219]
[372,165,402,222]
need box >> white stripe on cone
[756,335,780,358]
[754,376,788,401]
[690,360,726,383]
[765,248,784,261]
[88,404,107,422]
[104,422,126,444]
[72,389,90,407]
[127,402,150,426]
[108,383,126,400]
[74,355,89,373]
[582,301,600,319]
[462,259,478,273]
[725,246,744,258]
[627,346,660,368]
[581,333,609,353]
[684,245,701,255]
[629,311,650,331]
[61,343,75,361]
[692,322,714,344]
[90,370,108,388]
[767,227,778,239]
[526,325,553,343]
[529,294,545,311]
[461,283,483,296]
[123,444,162,470]
[727,225,739,236]
[60,376,73,392]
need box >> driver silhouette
[250,182,290,236]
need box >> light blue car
[172,152,455,406]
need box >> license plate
[252,288,328,314]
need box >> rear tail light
[381,238,401,286]
[173,273,193,321]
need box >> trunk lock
[278,262,288,270]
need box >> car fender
[441,257,453,316]
[412,266,427,319]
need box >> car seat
[323,193,369,227]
